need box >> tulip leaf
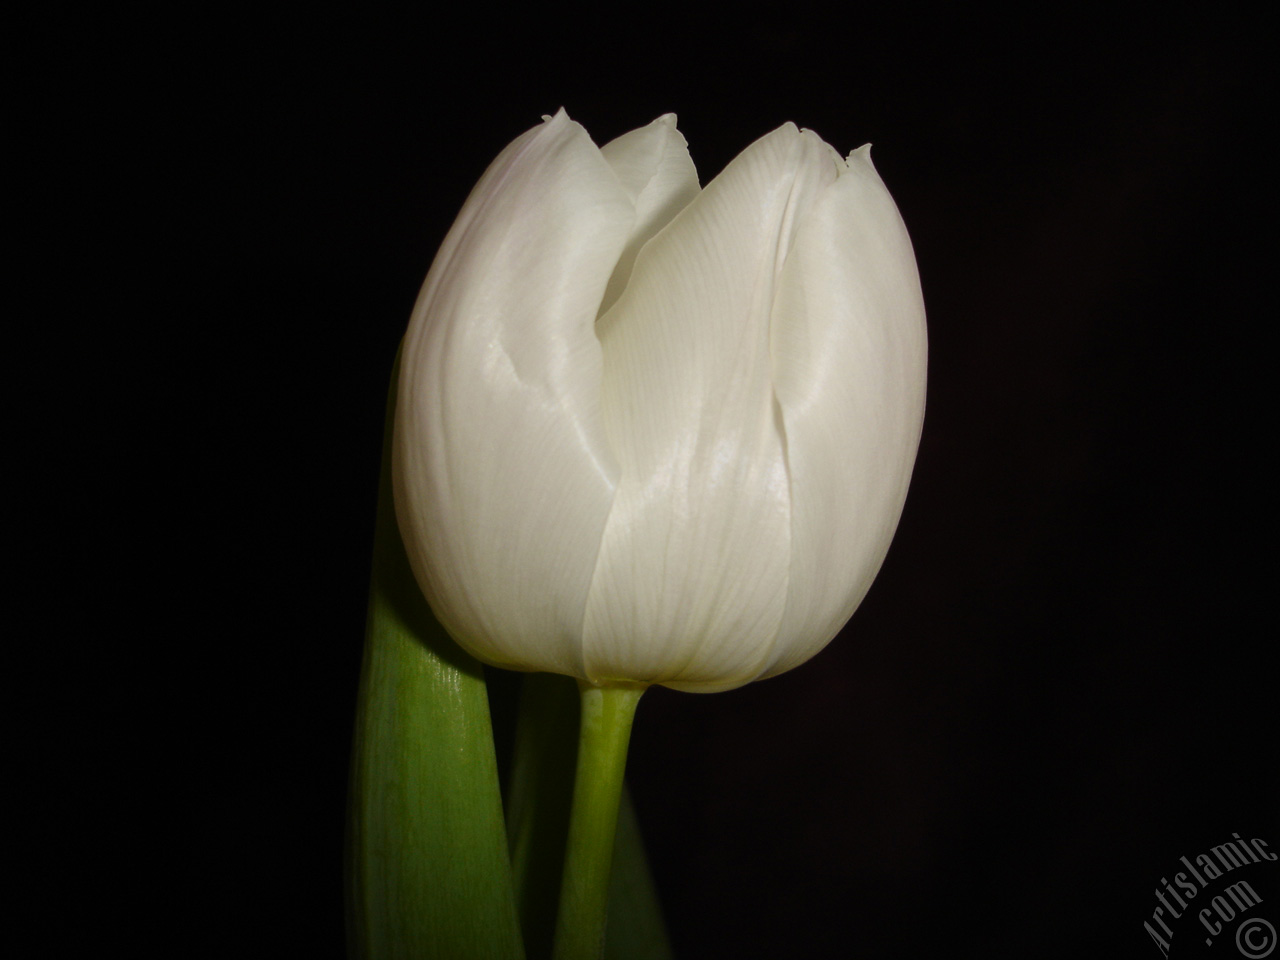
[505,673,673,960]
[605,789,672,960]
[347,352,525,960]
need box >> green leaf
[505,673,580,960]
[347,352,525,960]
[605,790,673,960]
[505,674,673,960]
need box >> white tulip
[393,109,926,693]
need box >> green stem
[552,682,646,960]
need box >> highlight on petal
[762,143,928,680]
[598,114,701,316]
[582,124,843,691]
[393,109,635,677]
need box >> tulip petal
[761,145,927,679]
[598,115,701,317]
[394,110,634,677]
[582,124,841,690]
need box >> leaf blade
[347,352,525,960]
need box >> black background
[34,6,1275,958]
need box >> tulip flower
[388,109,925,959]
[393,109,927,693]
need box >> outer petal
[762,145,927,679]
[582,124,841,691]
[393,110,635,677]
[598,114,701,316]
